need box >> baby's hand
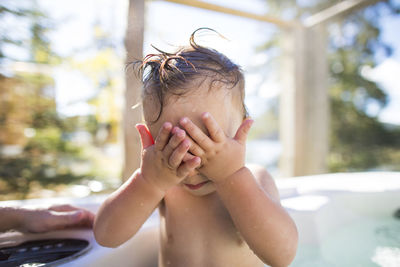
[136,123,201,192]
[179,113,253,183]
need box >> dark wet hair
[132,28,248,123]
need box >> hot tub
[277,172,400,267]
[0,195,159,267]
[0,172,399,267]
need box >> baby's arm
[94,123,200,247]
[180,114,298,267]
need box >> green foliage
[326,6,400,171]
[259,0,400,172]
[0,2,93,198]
[0,153,88,199]
[0,2,60,64]
[0,73,93,198]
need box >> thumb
[136,124,155,149]
[234,119,254,144]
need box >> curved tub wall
[277,172,400,245]
[1,172,399,267]
[277,172,400,267]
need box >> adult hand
[5,204,95,233]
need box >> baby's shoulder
[246,164,281,203]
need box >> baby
[94,29,298,267]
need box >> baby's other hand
[136,123,201,192]
[179,113,253,183]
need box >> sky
[29,0,400,124]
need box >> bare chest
[158,191,264,267]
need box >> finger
[48,204,75,212]
[154,122,172,151]
[162,127,186,159]
[136,124,155,149]
[48,206,94,228]
[185,134,205,158]
[182,152,195,162]
[168,139,191,168]
[176,156,201,178]
[201,112,225,142]
[48,210,84,230]
[179,117,213,150]
[234,119,254,144]
[75,210,95,228]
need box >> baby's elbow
[97,240,120,248]
[278,226,299,267]
[263,226,298,267]
[264,246,297,267]
[94,229,120,248]
[93,219,120,248]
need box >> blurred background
[0,0,399,200]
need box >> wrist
[138,171,169,196]
[213,166,248,187]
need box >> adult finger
[51,210,94,229]
[201,112,225,142]
[154,122,172,151]
[49,205,94,227]
[48,204,75,212]
[47,210,84,230]
[179,117,213,150]
[136,124,155,149]
[234,119,254,144]
[76,210,95,228]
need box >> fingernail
[181,117,188,124]
[183,139,190,148]
[203,112,209,118]
[163,122,171,129]
[178,129,185,138]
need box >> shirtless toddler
[94,28,298,267]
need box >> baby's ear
[136,124,155,149]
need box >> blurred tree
[0,2,91,199]
[66,21,125,182]
[71,45,123,145]
[258,0,400,172]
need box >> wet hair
[132,28,248,123]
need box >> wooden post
[280,24,329,177]
[122,0,144,181]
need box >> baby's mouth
[184,181,210,190]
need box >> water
[289,217,400,267]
